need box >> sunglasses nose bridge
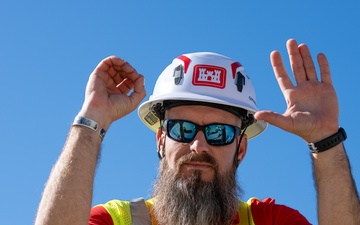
[189,127,211,153]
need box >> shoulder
[89,204,114,225]
[249,198,311,225]
[89,200,131,225]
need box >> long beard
[152,153,242,225]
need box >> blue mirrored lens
[205,124,236,145]
[168,120,196,142]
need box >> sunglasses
[163,119,241,146]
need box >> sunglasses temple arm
[235,126,248,168]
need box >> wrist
[77,104,113,131]
[305,123,340,143]
[308,127,347,154]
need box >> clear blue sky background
[1,1,359,224]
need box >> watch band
[73,116,106,141]
[308,127,347,153]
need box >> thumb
[129,76,147,108]
[255,110,289,131]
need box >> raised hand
[255,39,339,143]
[79,56,146,130]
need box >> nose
[190,131,210,154]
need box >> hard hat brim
[138,92,267,139]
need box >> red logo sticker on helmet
[192,64,226,89]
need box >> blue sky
[1,1,359,224]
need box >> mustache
[176,153,218,169]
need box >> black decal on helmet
[236,71,245,92]
[173,64,183,85]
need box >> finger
[271,50,294,93]
[95,56,127,75]
[287,39,307,84]
[93,56,126,84]
[111,62,140,82]
[129,75,146,106]
[298,43,318,81]
[96,56,142,82]
[317,53,332,84]
[116,78,135,94]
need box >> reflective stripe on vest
[101,198,255,225]
[130,198,152,225]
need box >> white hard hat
[138,52,267,139]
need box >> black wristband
[308,127,347,153]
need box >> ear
[237,134,248,164]
[156,127,166,158]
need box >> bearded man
[35,39,360,225]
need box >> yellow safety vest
[99,198,255,225]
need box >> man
[35,39,360,225]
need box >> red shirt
[89,198,311,225]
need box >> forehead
[165,105,240,126]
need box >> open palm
[255,39,339,143]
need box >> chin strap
[234,113,254,167]
[235,126,248,168]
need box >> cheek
[215,148,237,174]
[164,140,189,169]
